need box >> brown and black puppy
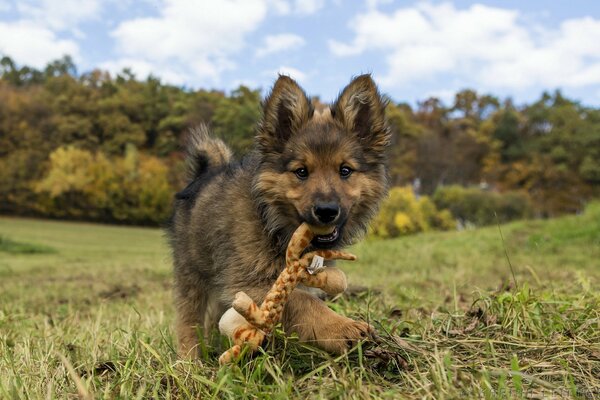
[169,74,391,358]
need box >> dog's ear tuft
[333,74,390,153]
[257,75,312,152]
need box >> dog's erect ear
[333,74,390,153]
[257,75,312,152]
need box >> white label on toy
[307,255,325,275]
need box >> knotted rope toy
[218,223,357,364]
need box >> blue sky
[1,0,600,106]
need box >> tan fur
[312,107,333,123]
[169,74,390,359]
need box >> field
[1,205,599,399]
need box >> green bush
[370,186,456,238]
[432,185,532,227]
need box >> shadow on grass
[0,235,57,254]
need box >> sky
[1,0,600,106]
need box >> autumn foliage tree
[0,55,598,226]
[34,145,171,224]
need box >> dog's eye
[340,166,353,178]
[294,167,309,180]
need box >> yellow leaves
[34,146,96,197]
[34,145,172,223]
[435,209,457,231]
[370,186,455,238]
[393,212,414,234]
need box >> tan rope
[219,223,355,364]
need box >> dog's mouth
[309,226,342,249]
[313,226,339,244]
[301,212,347,249]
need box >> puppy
[169,74,391,358]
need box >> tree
[385,102,422,186]
[212,86,261,155]
[1,54,599,224]
[493,106,524,161]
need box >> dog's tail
[185,125,233,180]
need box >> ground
[0,204,599,399]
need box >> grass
[0,235,57,254]
[0,204,599,399]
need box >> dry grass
[0,204,599,399]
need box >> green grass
[0,204,599,399]
[0,235,57,254]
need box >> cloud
[293,0,325,15]
[99,58,189,84]
[329,2,600,91]
[0,0,320,85]
[16,0,101,31]
[108,0,319,84]
[365,0,392,10]
[268,0,325,15]
[0,20,80,67]
[426,88,457,105]
[265,66,307,82]
[256,33,305,58]
[0,0,103,67]
[110,0,269,84]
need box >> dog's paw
[312,316,376,354]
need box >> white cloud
[330,2,600,91]
[111,0,269,84]
[0,20,80,67]
[0,0,320,85]
[0,0,102,67]
[265,0,324,15]
[426,88,457,105]
[99,58,188,84]
[366,0,392,10]
[16,0,101,31]
[256,33,305,58]
[293,0,325,15]
[265,66,307,82]
[268,0,292,14]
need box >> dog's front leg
[281,289,375,353]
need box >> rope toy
[218,223,356,364]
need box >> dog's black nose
[313,203,340,224]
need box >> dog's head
[253,74,391,249]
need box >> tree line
[1,55,598,226]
